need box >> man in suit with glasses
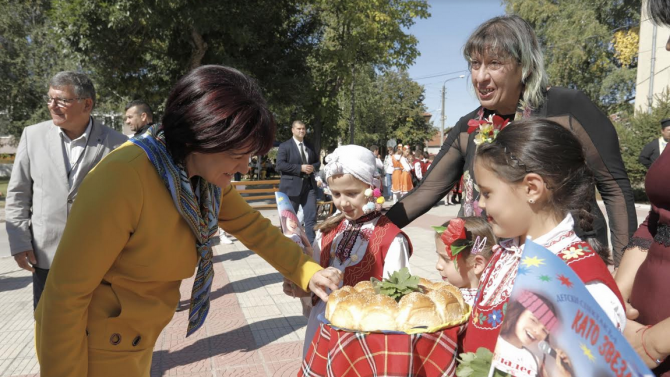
[5,71,127,308]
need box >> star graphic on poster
[558,274,573,288]
[581,343,595,362]
[278,196,284,202]
[517,266,530,276]
[539,275,551,282]
[521,256,545,268]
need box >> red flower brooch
[467,111,511,145]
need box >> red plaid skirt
[299,323,460,377]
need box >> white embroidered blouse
[478,215,626,331]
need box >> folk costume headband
[324,145,384,214]
[433,218,487,270]
[324,145,380,187]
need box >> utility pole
[440,75,466,145]
[440,86,446,146]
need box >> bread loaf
[326,280,466,332]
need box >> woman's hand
[625,320,668,368]
[282,278,310,298]
[308,267,342,302]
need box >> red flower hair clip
[433,218,472,270]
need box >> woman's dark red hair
[162,65,276,163]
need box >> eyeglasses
[44,95,86,108]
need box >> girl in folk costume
[301,145,413,357]
[462,118,625,354]
[434,217,496,306]
[391,144,404,202]
[400,148,414,195]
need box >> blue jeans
[384,173,393,198]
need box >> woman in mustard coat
[34,65,342,376]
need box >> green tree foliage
[2,0,429,151]
[0,0,78,138]
[335,67,433,153]
[48,0,320,114]
[504,0,640,113]
[298,0,430,153]
[614,90,670,190]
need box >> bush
[614,90,670,190]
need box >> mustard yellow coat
[34,143,322,377]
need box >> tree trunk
[188,27,208,70]
[348,65,356,144]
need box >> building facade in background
[635,0,670,113]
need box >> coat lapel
[68,119,105,195]
[47,123,70,189]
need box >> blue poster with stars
[488,239,653,377]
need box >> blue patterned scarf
[131,125,221,336]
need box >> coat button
[132,336,141,347]
[110,333,121,345]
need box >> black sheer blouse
[386,87,637,265]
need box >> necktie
[300,142,307,164]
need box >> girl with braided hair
[462,118,625,354]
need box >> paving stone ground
[0,201,649,376]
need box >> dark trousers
[33,266,49,310]
[290,180,317,244]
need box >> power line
[412,70,469,81]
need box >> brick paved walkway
[0,202,650,376]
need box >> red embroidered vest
[420,160,430,176]
[462,240,624,353]
[319,215,413,286]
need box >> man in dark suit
[639,118,670,169]
[276,120,320,243]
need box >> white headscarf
[323,145,380,188]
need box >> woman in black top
[386,15,637,266]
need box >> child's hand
[308,267,342,302]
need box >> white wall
[635,1,670,113]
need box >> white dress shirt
[59,119,92,188]
[293,137,308,163]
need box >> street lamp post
[440,75,466,146]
